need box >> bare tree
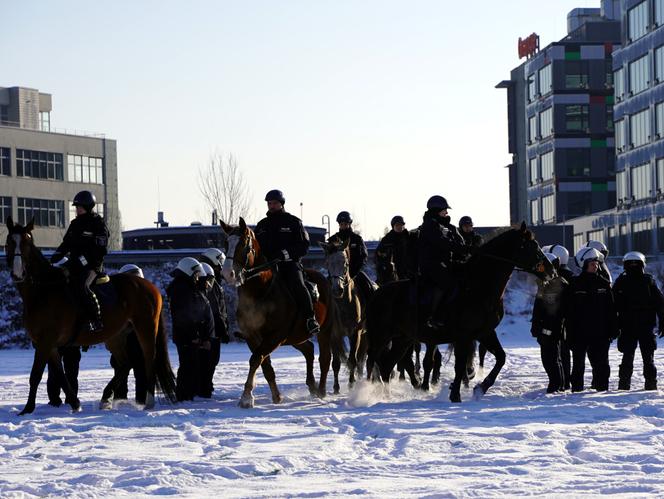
[198,152,253,224]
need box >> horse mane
[480,224,534,248]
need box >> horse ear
[219,221,232,234]
[25,218,35,233]
[520,221,527,232]
[6,216,13,231]
[239,217,247,232]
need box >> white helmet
[119,263,144,278]
[541,245,552,254]
[176,257,203,277]
[200,262,215,279]
[543,252,560,267]
[623,251,646,266]
[575,247,603,269]
[585,240,608,256]
[548,244,570,266]
[201,248,226,267]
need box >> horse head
[319,236,350,298]
[219,217,258,286]
[509,222,555,281]
[5,217,35,282]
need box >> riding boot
[426,288,446,329]
[306,317,320,336]
[84,289,103,333]
[618,360,633,391]
[645,379,658,390]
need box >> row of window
[528,104,613,143]
[528,149,615,183]
[530,194,556,224]
[0,196,105,228]
[628,0,664,43]
[0,147,104,184]
[615,46,664,101]
[573,219,664,255]
[616,158,664,203]
[614,103,664,152]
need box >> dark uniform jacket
[207,280,229,342]
[558,266,575,282]
[255,210,310,262]
[418,211,467,274]
[531,276,568,340]
[613,269,664,335]
[52,212,109,272]
[330,228,367,277]
[461,230,483,248]
[375,229,409,279]
[166,270,214,345]
[565,271,619,343]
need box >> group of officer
[532,241,664,393]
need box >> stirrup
[306,318,320,336]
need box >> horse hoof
[419,384,430,392]
[71,406,82,414]
[473,384,486,400]
[99,400,113,410]
[239,395,255,409]
[272,395,283,404]
[18,407,34,416]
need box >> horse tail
[154,312,177,404]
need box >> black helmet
[265,189,285,204]
[459,215,473,226]
[390,215,405,227]
[427,195,451,211]
[72,190,96,209]
[336,211,352,224]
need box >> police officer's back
[255,189,319,335]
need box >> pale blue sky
[2,0,604,239]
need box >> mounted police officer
[565,247,619,392]
[419,195,470,329]
[255,190,320,336]
[613,252,664,390]
[51,190,110,334]
[330,211,368,279]
[458,215,483,248]
[166,257,214,401]
[375,215,409,283]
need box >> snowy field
[2,317,664,498]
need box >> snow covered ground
[2,316,664,498]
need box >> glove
[281,250,290,261]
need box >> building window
[565,60,589,89]
[39,112,50,132]
[607,104,614,132]
[530,199,540,225]
[566,149,591,177]
[542,194,555,223]
[630,108,650,148]
[587,229,605,246]
[541,151,554,180]
[616,119,626,152]
[529,157,538,184]
[16,149,64,181]
[658,218,664,251]
[569,192,592,217]
[629,1,649,42]
[615,67,625,100]
[656,46,664,84]
[565,104,589,132]
[658,158,664,194]
[631,162,652,201]
[0,196,11,223]
[632,219,652,253]
[608,226,618,254]
[529,115,537,142]
[573,233,585,254]
[0,147,10,176]
[17,198,65,228]
[539,64,552,96]
[528,73,536,101]
[629,55,650,95]
[656,0,664,26]
[606,60,614,87]
[617,170,628,203]
[657,102,664,139]
[67,155,103,185]
[540,107,553,138]
[0,106,8,125]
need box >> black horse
[366,223,554,402]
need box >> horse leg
[414,342,422,377]
[348,330,362,387]
[432,348,442,385]
[474,331,506,399]
[100,365,131,410]
[240,351,265,408]
[420,343,436,391]
[317,330,332,398]
[259,355,283,404]
[450,340,473,403]
[380,338,413,385]
[49,349,81,413]
[400,352,421,389]
[332,351,341,394]
[463,341,477,388]
[479,342,488,369]
[397,345,410,380]
[19,347,51,415]
[292,341,317,395]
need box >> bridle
[473,241,548,277]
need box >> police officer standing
[255,190,320,336]
[51,190,110,333]
[375,215,409,283]
[613,252,664,390]
[582,240,612,284]
[565,247,619,392]
[166,257,215,401]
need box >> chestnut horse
[5,218,177,415]
[220,218,344,408]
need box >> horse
[320,236,371,392]
[366,223,554,403]
[5,218,177,415]
[220,218,344,408]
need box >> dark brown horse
[366,223,554,402]
[5,218,177,415]
[220,218,344,408]
[320,236,371,391]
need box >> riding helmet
[584,240,608,257]
[575,247,603,269]
[200,262,215,280]
[176,257,204,277]
[623,251,646,267]
[265,189,285,205]
[390,215,405,227]
[72,190,96,209]
[459,215,473,227]
[426,195,451,211]
[201,247,226,268]
[336,211,353,224]
[119,264,144,278]
[548,244,570,266]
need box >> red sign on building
[518,33,540,59]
